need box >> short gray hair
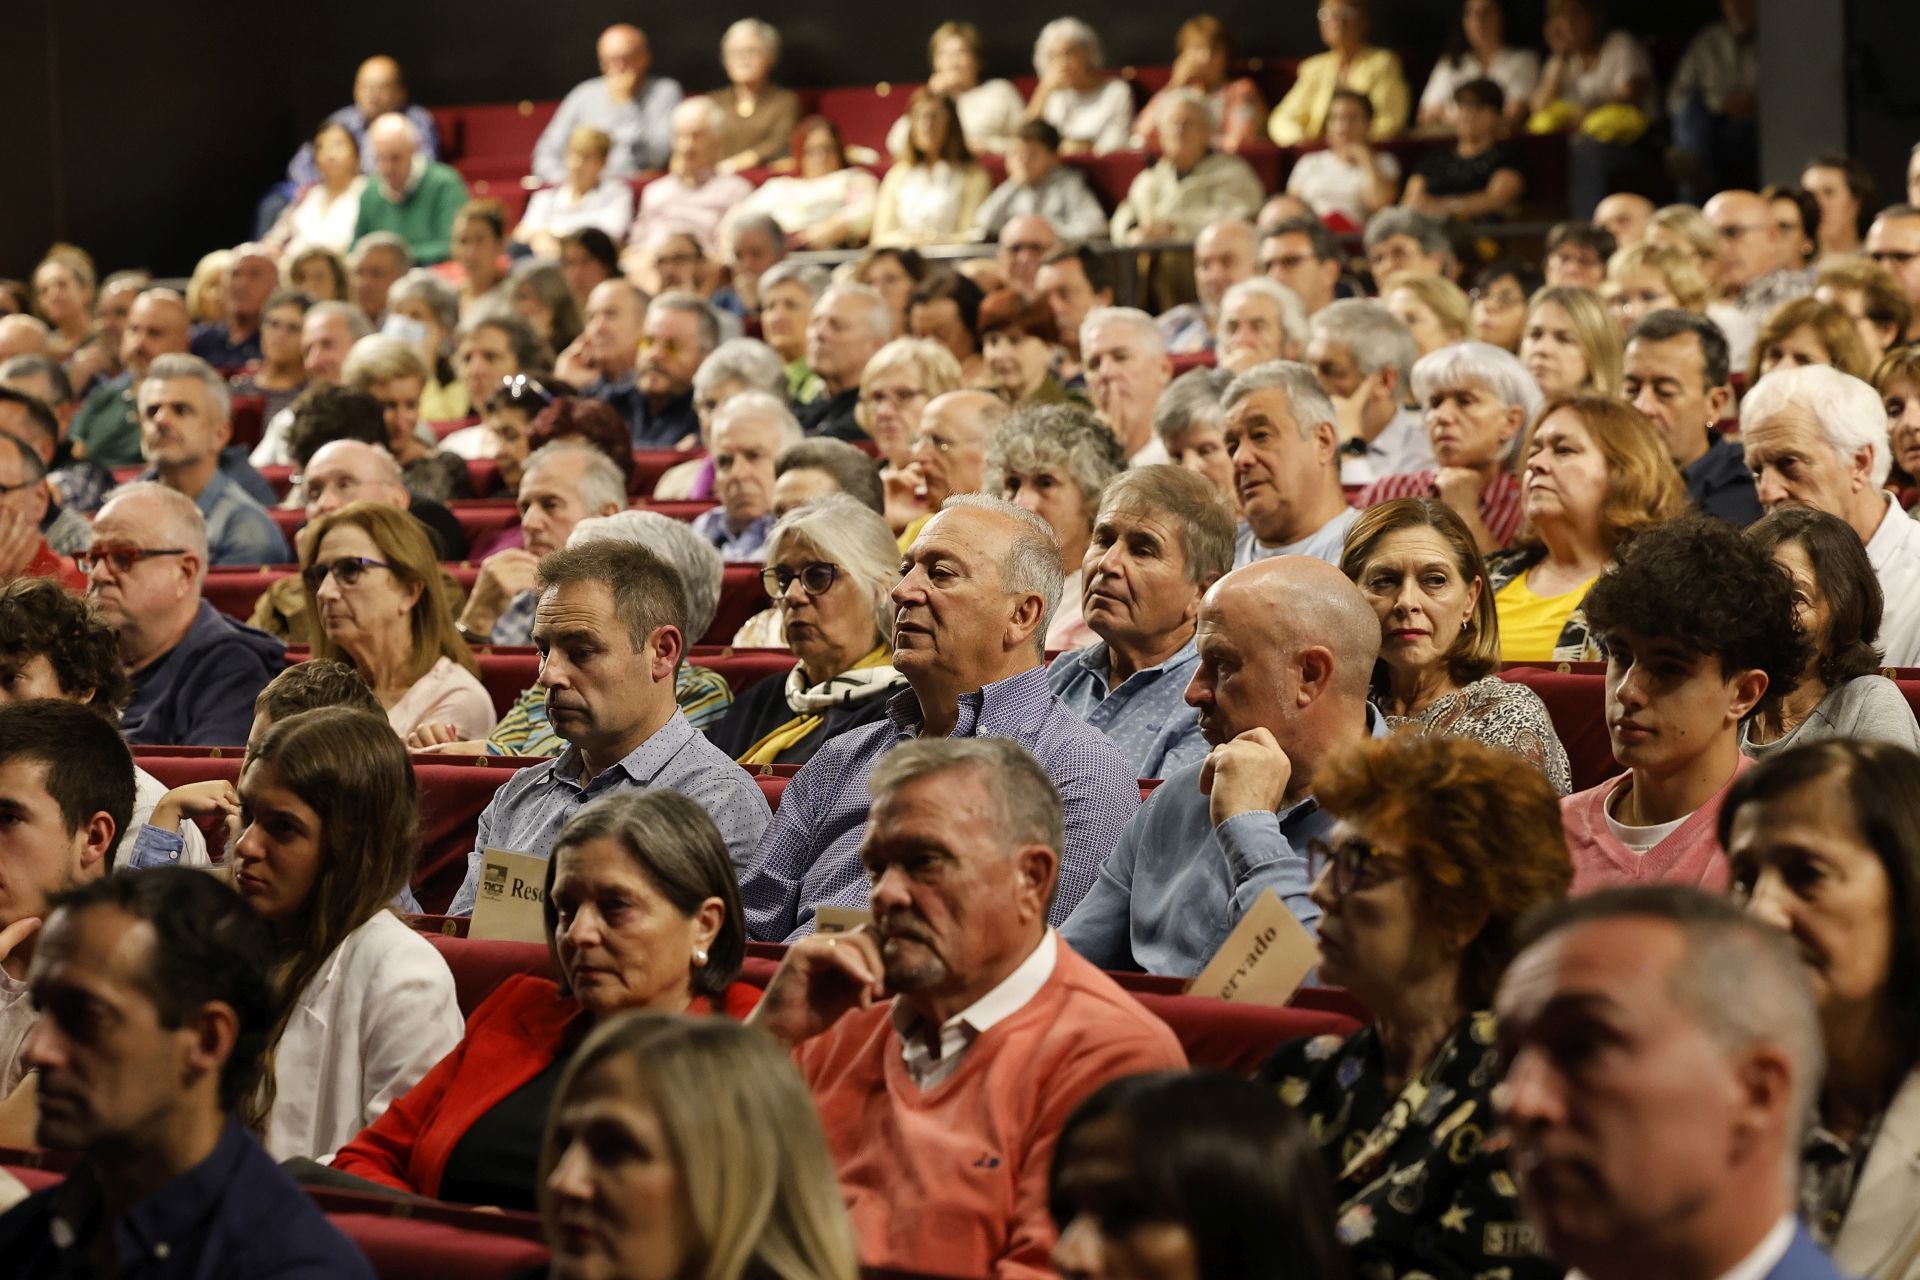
[1157,86,1215,131]
[1362,207,1451,259]
[1222,360,1339,440]
[1740,364,1891,488]
[775,439,885,513]
[819,283,895,345]
[139,353,231,426]
[349,231,414,272]
[1411,341,1544,417]
[98,480,209,582]
[1222,276,1309,350]
[692,337,786,401]
[308,300,375,343]
[983,404,1127,527]
[712,390,803,451]
[861,338,963,397]
[1080,306,1165,362]
[759,261,830,301]
[1153,367,1233,447]
[729,214,787,261]
[672,96,727,135]
[568,510,724,639]
[1098,466,1236,586]
[722,17,781,61]
[342,334,429,388]
[649,291,722,356]
[767,494,901,643]
[1034,17,1103,75]
[524,440,627,514]
[1311,299,1417,388]
[938,493,1065,652]
[386,269,459,331]
[870,739,1065,876]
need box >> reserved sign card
[1188,890,1320,1005]
[469,847,549,943]
[813,905,873,935]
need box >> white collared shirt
[892,930,1058,1090]
[1340,406,1436,487]
[1866,495,1920,668]
[1567,1215,1794,1280]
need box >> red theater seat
[423,934,555,1017]
[412,758,534,915]
[229,395,266,450]
[447,501,523,546]
[632,448,693,497]
[204,567,291,620]
[1130,990,1360,1073]
[756,774,788,811]
[261,465,295,500]
[711,564,768,644]
[1496,666,1618,793]
[328,1212,550,1280]
[689,647,797,695]
[474,650,538,717]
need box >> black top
[437,1051,570,1212]
[707,667,899,766]
[1414,140,1526,199]
[797,387,864,442]
[1684,431,1763,527]
[407,494,470,561]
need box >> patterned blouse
[1387,675,1573,796]
[1263,1012,1561,1280]
[1485,548,1604,663]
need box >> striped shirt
[1356,469,1524,549]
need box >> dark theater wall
[9,0,1735,280]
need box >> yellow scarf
[739,644,898,767]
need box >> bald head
[302,439,409,518]
[912,389,1010,506]
[1218,557,1379,695]
[1705,190,1790,290]
[1594,192,1654,249]
[353,56,406,119]
[598,23,650,74]
[121,290,191,379]
[0,316,50,361]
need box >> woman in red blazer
[330,790,760,1208]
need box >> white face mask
[381,315,429,345]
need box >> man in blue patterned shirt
[1047,466,1231,780]
[740,495,1139,941]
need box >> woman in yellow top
[1268,0,1410,146]
[1486,396,1685,661]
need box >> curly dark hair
[286,384,386,468]
[0,578,134,719]
[529,396,637,486]
[1584,514,1808,712]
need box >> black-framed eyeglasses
[761,562,839,598]
[302,556,395,593]
[1306,835,1402,897]
[76,545,187,575]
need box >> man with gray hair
[1063,555,1386,974]
[625,96,752,259]
[349,232,414,326]
[69,289,192,470]
[352,113,470,265]
[531,24,683,183]
[1741,364,1920,665]
[693,391,804,560]
[1154,366,1237,505]
[135,355,287,566]
[1363,207,1455,284]
[749,736,1185,1277]
[1496,886,1843,1280]
[1156,218,1258,355]
[800,283,894,442]
[557,278,648,408]
[1306,298,1432,485]
[1217,276,1309,373]
[719,213,787,315]
[85,483,286,745]
[457,441,626,646]
[1224,361,1358,566]
[1082,307,1174,465]
[741,494,1140,941]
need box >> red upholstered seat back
[691,647,799,696]
[1496,665,1620,793]
[422,933,555,1017]
[327,1212,550,1279]
[1128,990,1361,1074]
[412,759,531,915]
[204,568,292,619]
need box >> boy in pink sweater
[750,738,1186,1279]
[1561,516,1805,895]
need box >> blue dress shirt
[1046,639,1210,780]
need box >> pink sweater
[1562,759,1751,896]
[794,936,1187,1278]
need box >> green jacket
[68,375,141,469]
[352,162,470,265]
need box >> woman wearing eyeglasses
[1261,732,1572,1280]
[303,501,495,742]
[709,496,906,767]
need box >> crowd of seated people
[14,10,1920,1280]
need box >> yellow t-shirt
[1495,570,1596,661]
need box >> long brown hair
[303,500,478,682]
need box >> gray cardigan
[1740,675,1920,759]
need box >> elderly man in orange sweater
[749,737,1186,1278]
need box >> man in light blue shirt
[1047,465,1233,779]
[1061,555,1385,976]
[532,25,684,183]
[449,539,768,915]
[1225,359,1361,568]
[134,355,288,566]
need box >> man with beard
[749,737,1185,1277]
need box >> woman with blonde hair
[542,1010,858,1280]
[32,247,97,358]
[185,249,233,326]
[1817,255,1913,367]
[303,501,495,741]
[1606,241,1710,331]
[1749,296,1874,387]
[1519,284,1621,398]
[1876,346,1920,502]
[858,337,964,534]
[1384,272,1471,356]
[341,335,473,501]
[1487,395,1688,661]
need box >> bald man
[0,316,50,362]
[1594,192,1655,250]
[896,389,1010,547]
[1704,189,1814,326]
[286,55,440,188]
[1062,555,1385,975]
[68,289,191,469]
[352,114,470,265]
[1158,218,1257,354]
[534,24,684,182]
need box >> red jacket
[330,973,759,1199]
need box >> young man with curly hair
[1564,515,1807,894]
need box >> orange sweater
[794,936,1187,1278]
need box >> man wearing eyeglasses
[1704,189,1815,329]
[85,483,286,747]
[1259,217,1344,317]
[0,425,82,595]
[1061,555,1386,976]
[1865,205,1920,344]
[626,291,714,449]
[692,393,802,562]
[895,390,1010,550]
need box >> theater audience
[30,250,94,361]
[895,389,1007,547]
[1558,516,1802,893]
[1225,361,1358,567]
[532,25,681,184]
[438,315,551,458]
[1527,0,1657,215]
[517,128,636,257]
[1081,308,1174,465]
[1025,19,1134,155]
[1403,79,1527,220]
[655,337,786,501]
[1722,740,1920,1275]
[1740,509,1920,757]
[1749,296,1874,387]
[770,439,885,516]
[449,540,770,915]
[1037,245,1115,382]
[557,228,620,311]
[0,870,374,1277]
[1363,207,1454,287]
[348,234,413,329]
[1706,188,1818,329]
[132,352,284,563]
[626,98,753,258]
[970,123,1107,244]
[353,113,469,266]
[1741,365,1920,667]
[850,246,927,337]
[0,431,82,592]
[1521,284,1622,397]
[1154,367,1237,504]
[801,284,894,442]
[906,271,985,383]
[69,288,191,470]
[717,214,785,317]
[554,278,643,419]
[505,262,583,357]
[1130,21,1264,155]
[289,243,350,303]
[884,23,1023,159]
[1817,256,1911,368]
[1418,0,1540,127]
[1269,0,1410,145]
[1488,395,1686,661]
[723,122,875,252]
[186,251,229,328]
[1496,887,1842,1280]
[705,19,801,171]
[1544,219,1617,290]
[1217,277,1309,375]
[1285,91,1401,230]
[1668,0,1760,201]
[189,244,276,369]
[1064,555,1381,970]
[1623,309,1759,525]
[1594,190,1655,250]
[1114,94,1264,252]
[694,392,801,561]
[872,91,990,248]
[979,288,1078,406]
[1305,300,1429,486]
[285,55,438,187]
[852,339,959,518]
[230,289,310,422]
[750,736,1184,1272]
[341,335,471,501]
[741,496,1138,940]
[985,405,1126,650]
[1878,347,1920,500]
[1263,733,1569,1278]
[1468,257,1541,351]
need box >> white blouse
[1286,149,1401,228]
[886,162,977,241]
[519,178,635,243]
[287,177,367,254]
[1041,80,1135,155]
[887,79,1028,157]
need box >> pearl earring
[693,948,709,967]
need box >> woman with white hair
[1357,342,1542,552]
[710,495,907,766]
[709,19,802,172]
[1024,18,1134,155]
